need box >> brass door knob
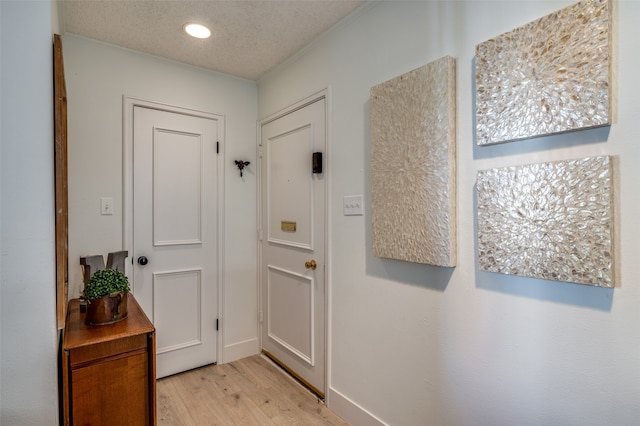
[305,260,317,270]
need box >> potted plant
[83,269,130,325]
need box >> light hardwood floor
[157,354,349,425]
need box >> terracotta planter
[85,291,128,325]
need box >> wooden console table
[62,294,156,425]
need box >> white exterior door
[132,105,221,378]
[259,96,327,397]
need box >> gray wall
[1,1,59,424]
[259,1,640,424]
[63,34,260,363]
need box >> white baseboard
[222,338,258,364]
[327,387,388,426]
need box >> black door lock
[312,152,323,174]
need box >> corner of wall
[328,387,388,426]
[51,0,63,35]
[223,338,259,364]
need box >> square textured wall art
[475,0,612,145]
[476,156,614,287]
[370,55,456,267]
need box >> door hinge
[259,311,263,323]
[258,228,263,241]
[216,318,219,331]
[258,146,263,159]
[216,141,220,154]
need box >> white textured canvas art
[475,0,612,145]
[370,56,456,267]
[476,156,614,287]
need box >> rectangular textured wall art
[476,156,614,287]
[475,0,612,145]
[370,55,456,267]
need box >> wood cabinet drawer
[69,333,148,366]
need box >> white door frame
[123,96,225,364]
[257,88,331,397]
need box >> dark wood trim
[54,34,69,329]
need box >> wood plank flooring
[157,354,349,425]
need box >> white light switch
[101,197,114,215]
[343,195,364,216]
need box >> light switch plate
[343,195,364,216]
[101,197,114,215]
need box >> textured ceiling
[62,0,365,81]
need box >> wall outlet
[343,195,364,216]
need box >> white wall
[259,1,640,424]
[63,35,259,362]
[1,1,59,424]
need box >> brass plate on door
[281,221,297,232]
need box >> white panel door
[133,105,219,378]
[260,97,326,397]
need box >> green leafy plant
[84,269,130,300]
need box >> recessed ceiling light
[184,23,211,39]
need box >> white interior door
[132,105,220,378]
[260,96,326,397]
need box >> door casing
[257,89,331,397]
[123,96,225,364]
